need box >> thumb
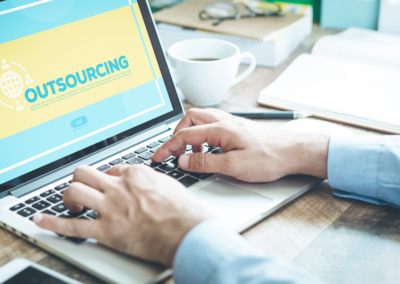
[179,153,232,174]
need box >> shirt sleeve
[328,135,400,208]
[173,220,324,284]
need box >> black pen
[230,111,311,119]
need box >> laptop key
[147,141,160,148]
[171,157,179,165]
[97,164,111,172]
[40,189,55,198]
[149,146,160,153]
[10,203,25,212]
[177,167,191,174]
[52,203,68,213]
[167,170,184,179]
[155,168,166,174]
[159,162,178,172]
[32,201,51,210]
[17,207,37,217]
[122,152,135,160]
[55,183,69,191]
[179,176,200,188]
[177,167,214,179]
[66,236,87,244]
[186,145,192,152]
[126,157,144,165]
[25,196,40,204]
[109,158,124,166]
[158,136,170,143]
[138,152,152,160]
[47,194,62,204]
[211,148,224,154]
[134,147,147,154]
[87,211,98,219]
[144,160,162,168]
[59,214,74,218]
[42,210,56,216]
[163,156,174,163]
[68,208,88,217]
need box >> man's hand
[152,108,329,182]
[34,165,211,267]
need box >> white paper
[259,54,400,132]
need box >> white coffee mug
[168,39,256,106]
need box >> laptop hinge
[10,123,170,198]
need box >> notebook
[257,28,400,134]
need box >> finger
[178,152,236,175]
[173,108,232,135]
[34,213,99,239]
[172,147,186,158]
[152,125,220,163]
[63,182,105,213]
[105,164,131,177]
[73,165,118,192]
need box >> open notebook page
[312,28,400,72]
[258,54,400,133]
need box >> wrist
[287,134,329,178]
[159,215,212,267]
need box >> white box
[379,0,400,35]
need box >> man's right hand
[152,109,329,182]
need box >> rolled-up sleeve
[328,135,400,208]
[173,220,324,284]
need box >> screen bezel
[0,0,183,195]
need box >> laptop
[0,0,323,283]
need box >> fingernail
[33,213,43,224]
[179,154,190,169]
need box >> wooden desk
[1,25,398,284]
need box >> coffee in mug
[168,39,256,106]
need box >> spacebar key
[179,176,199,188]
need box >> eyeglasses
[199,1,282,26]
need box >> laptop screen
[0,0,182,192]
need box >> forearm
[174,220,324,284]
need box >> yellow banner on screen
[0,4,161,140]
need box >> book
[154,0,313,67]
[257,28,400,134]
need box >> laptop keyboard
[7,134,222,244]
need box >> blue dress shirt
[173,136,400,284]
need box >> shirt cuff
[328,136,382,201]
[173,220,252,284]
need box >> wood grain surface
[2,24,398,284]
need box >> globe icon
[1,71,24,99]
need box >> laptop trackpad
[191,178,273,230]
